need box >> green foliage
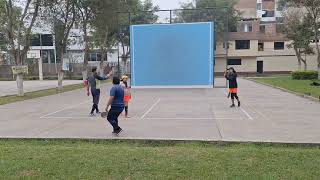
[89,0,120,52]
[282,10,313,53]
[117,0,159,47]
[174,0,239,41]
[292,71,318,80]
[279,0,320,79]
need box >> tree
[3,0,41,96]
[174,0,239,42]
[279,0,320,79]
[46,0,77,90]
[77,0,94,80]
[0,1,7,64]
[118,0,159,74]
[282,8,314,71]
[91,0,120,77]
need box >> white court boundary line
[141,98,161,119]
[40,116,243,120]
[145,117,242,120]
[239,107,253,120]
[221,89,254,120]
[40,100,90,119]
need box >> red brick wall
[263,0,275,11]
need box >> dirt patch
[17,170,37,177]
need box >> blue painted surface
[130,22,215,87]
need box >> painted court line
[221,89,254,120]
[40,100,90,119]
[141,98,161,119]
[240,107,254,120]
[145,117,241,120]
[40,116,96,119]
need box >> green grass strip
[251,76,320,99]
[0,83,85,105]
[0,139,320,179]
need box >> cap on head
[121,75,128,81]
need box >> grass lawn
[0,80,110,105]
[0,139,320,179]
[0,83,84,105]
[251,76,320,99]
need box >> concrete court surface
[0,80,82,97]
[0,78,320,143]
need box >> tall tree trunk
[99,30,109,77]
[58,52,65,90]
[312,22,320,78]
[82,20,89,81]
[294,47,302,71]
[121,41,127,74]
[58,70,64,90]
[301,59,307,71]
[15,55,25,96]
[100,47,106,77]
[16,73,24,96]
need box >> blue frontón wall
[130,22,215,87]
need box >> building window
[31,34,53,46]
[228,59,242,65]
[41,50,49,63]
[257,3,262,10]
[41,34,53,46]
[258,42,264,51]
[235,40,250,50]
[262,10,275,17]
[97,53,102,61]
[274,42,285,50]
[260,25,266,33]
[89,53,97,61]
[31,34,40,46]
[248,24,253,32]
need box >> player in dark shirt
[85,67,112,116]
[225,67,240,108]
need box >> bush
[292,71,318,80]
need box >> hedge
[292,71,318,80]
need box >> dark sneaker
[238,101,241,107]
[96,111,101,114]
[113,128,123,136]
[230,104,235,108]
[89,113,95,117]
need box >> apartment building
[215,0,318,74]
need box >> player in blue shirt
[105,77,125,135]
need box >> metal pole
[52,33,58,74]
[129,12,132,86]
[225,10,229,88]
[117,12,121,78]
[39,34,43,81]
[170,10,172,23]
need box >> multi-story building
[215,0,318,74]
